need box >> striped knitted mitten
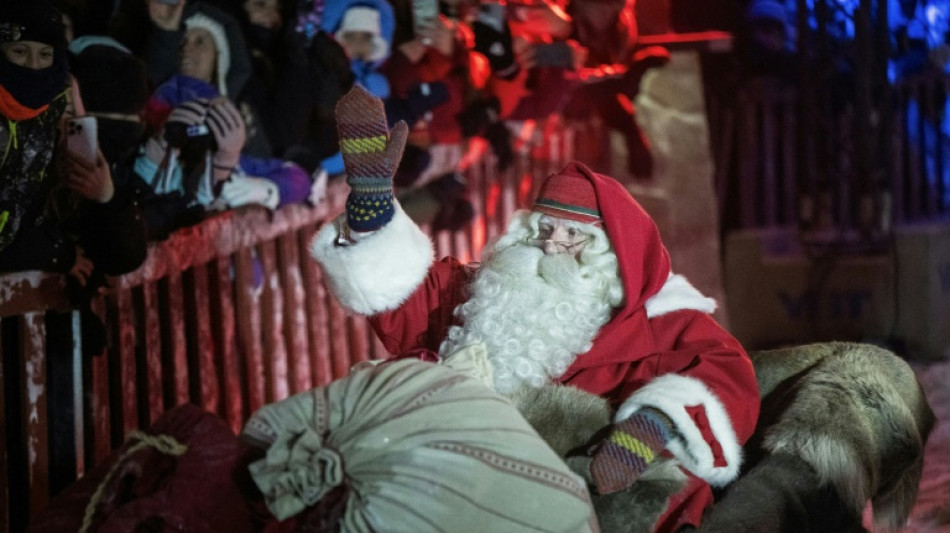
[335,85,409,232]
[590,407,674,494]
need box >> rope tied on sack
[78,430,189,533]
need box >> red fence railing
[0,125,573,532]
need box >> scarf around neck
[0,51,69,120]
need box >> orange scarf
[0,84,49,121]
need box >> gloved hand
[218,173,280,210]
[589,407,675,494]
[473,2,520,80]
[335,85,409,232]
[384,81,449,127]
[164,98,212,147]
[206,98,247,171]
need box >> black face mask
[96,117,145,163]
[0,49,68,109]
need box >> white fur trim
[335,6,390,62]
[614,374,742,486]
[310,208,434,315]
[645,274,717,318]
[184,13,230,95]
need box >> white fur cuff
[615,374,742,486]
[310,208,434,315]
[645,274,717,318]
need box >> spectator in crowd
[111,1,253,98]
[132,97,236,239]
[136,90,312,239]
[210,0,356,179]
[561,0,670,179]
[734,0,796,82]
[501,0,582,122]
[324,0,395,98]
[381,8,470,184]
[68,36,152,276]
[0,1,146,282]
[110,1,279,158]
[179,7,273,156]
[320,0,450,181]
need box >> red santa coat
[311,163,760,531]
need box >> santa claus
[311,86,760,532]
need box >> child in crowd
[324,0,395,99]
[214,0,356,177]
[0,1,146,280]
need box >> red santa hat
[533,162,671,315]
[532,165,601,224]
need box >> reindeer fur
[508,342,934,533]
[706,342,935,532]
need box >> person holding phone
[0,1,82,276]
[0,1,146,285]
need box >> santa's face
[439,211,624,393]
[536,215,599,256]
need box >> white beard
[439,241,620,394]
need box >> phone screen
[411,0,439,34]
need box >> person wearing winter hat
[113,1,253,101]
[182,12,232,96]
[0,0,124,281]
[310,87,760,532]
[66,39,150,278]
[322,0,395,98]
[138,97,246,203]
[318,0,451,180]
[69,38,149,164]
[334,5,390,64]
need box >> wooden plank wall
[0,136,550,531]
[707,71,950,234]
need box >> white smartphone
[411,0,440,36]
[66,116,98,163]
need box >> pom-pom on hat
[183,12,232,96]
[532,163,602,224]
[0,1,66,49]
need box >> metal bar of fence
[86,297,111,465]
[258,240,289,403]
[299,229,334,387]
[211,255,244,434]
[233,249,265,415]
[22,312,50,517]
[140,283,165,426]
[277,232,311,395]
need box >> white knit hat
[184,12,231,96]
[334,6,389,62]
